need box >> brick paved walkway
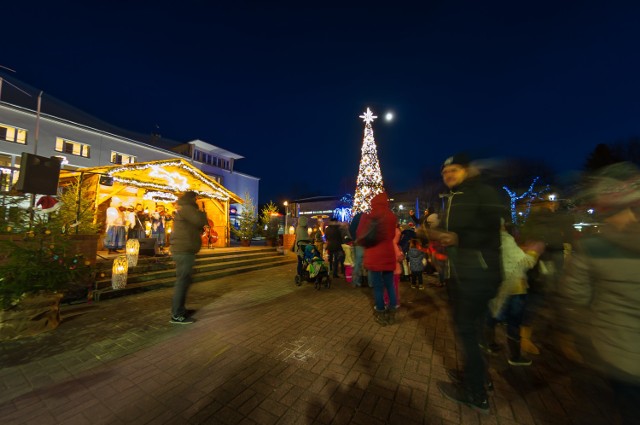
[0,261,615,424]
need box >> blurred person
[519,197,575,354]
[151,205,169,249]
[313,226,324,259]
[409,208,430,226]
[559,163,640,425]
[407,239,425,289]
[482,220,545,366]
[356,192,398,326]
[432,153,505,414]
[349,211,365,287]
[169,191,208,325]
[425,213,447,287]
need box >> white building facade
[0,101,258,215]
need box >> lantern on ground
[126,239,140,267]
[112,255,128,289]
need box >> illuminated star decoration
[359,108,378,124]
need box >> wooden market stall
[58,158,243,249]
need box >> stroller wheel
[325,276,331,288]
[295,275,302,286]
[314,280,320,290]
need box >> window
[0,123,27,144]
[55,137,90,158]
[110,151,135,164]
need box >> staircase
[91,247,296,301]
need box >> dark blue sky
[2,1,639,204]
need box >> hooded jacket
[356,192,398,272]
[170,193,208,254]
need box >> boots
[507,336,532,366]
[520,326,540,355]
[385,307,397,325]
[373,309,387,326]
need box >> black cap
[442,153,470,169]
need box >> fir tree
[352,108,385,214]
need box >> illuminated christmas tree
[352,108,385,214]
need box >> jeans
[494,294,527,341]
[411,271,423,286]
[328,249,344,277]
[369,270,396,311]
[172,253,196,317]
[352,246,365,286]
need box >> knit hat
[442,153,470,169]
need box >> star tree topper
[359,108,377,124]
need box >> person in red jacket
[357,192,399,326]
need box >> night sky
[2,1,639,204]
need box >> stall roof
[59,158,243,204]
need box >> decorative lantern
[111,255,128,289]
[288,226,295,235]
[126,239,140,267]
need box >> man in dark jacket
[324,221,345,278]
[431,154,505,414]
[169,191,208,324]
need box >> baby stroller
[295,240,331,289]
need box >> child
[407,239,425,289]
[341,236,355,284]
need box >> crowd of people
[285,153,639,423]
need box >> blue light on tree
[503,177,550,225]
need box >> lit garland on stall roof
[352,108,385,214]
[108,161,232,201]
[143,191,178,202]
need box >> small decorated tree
[259,201,280,245]
[231,193,258,245]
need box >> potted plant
[231,193,258,246]
[259,201,280,247]
[0,222,95,340]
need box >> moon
[385,112,393,122]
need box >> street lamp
[283,201,289,237]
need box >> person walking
[431,153,505,414]
[356,192,398,326]
[169,191,208,325]
[558,163,640,425]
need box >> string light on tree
[503,176,550,225]
[352,108,385,214]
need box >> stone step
[90,247,297,301]
[94,253,288,290]
[92,257,296,301]
[95,249,284,278]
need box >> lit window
[110,151,136,164]
[55,137,90,158]
[0,123,27,144]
